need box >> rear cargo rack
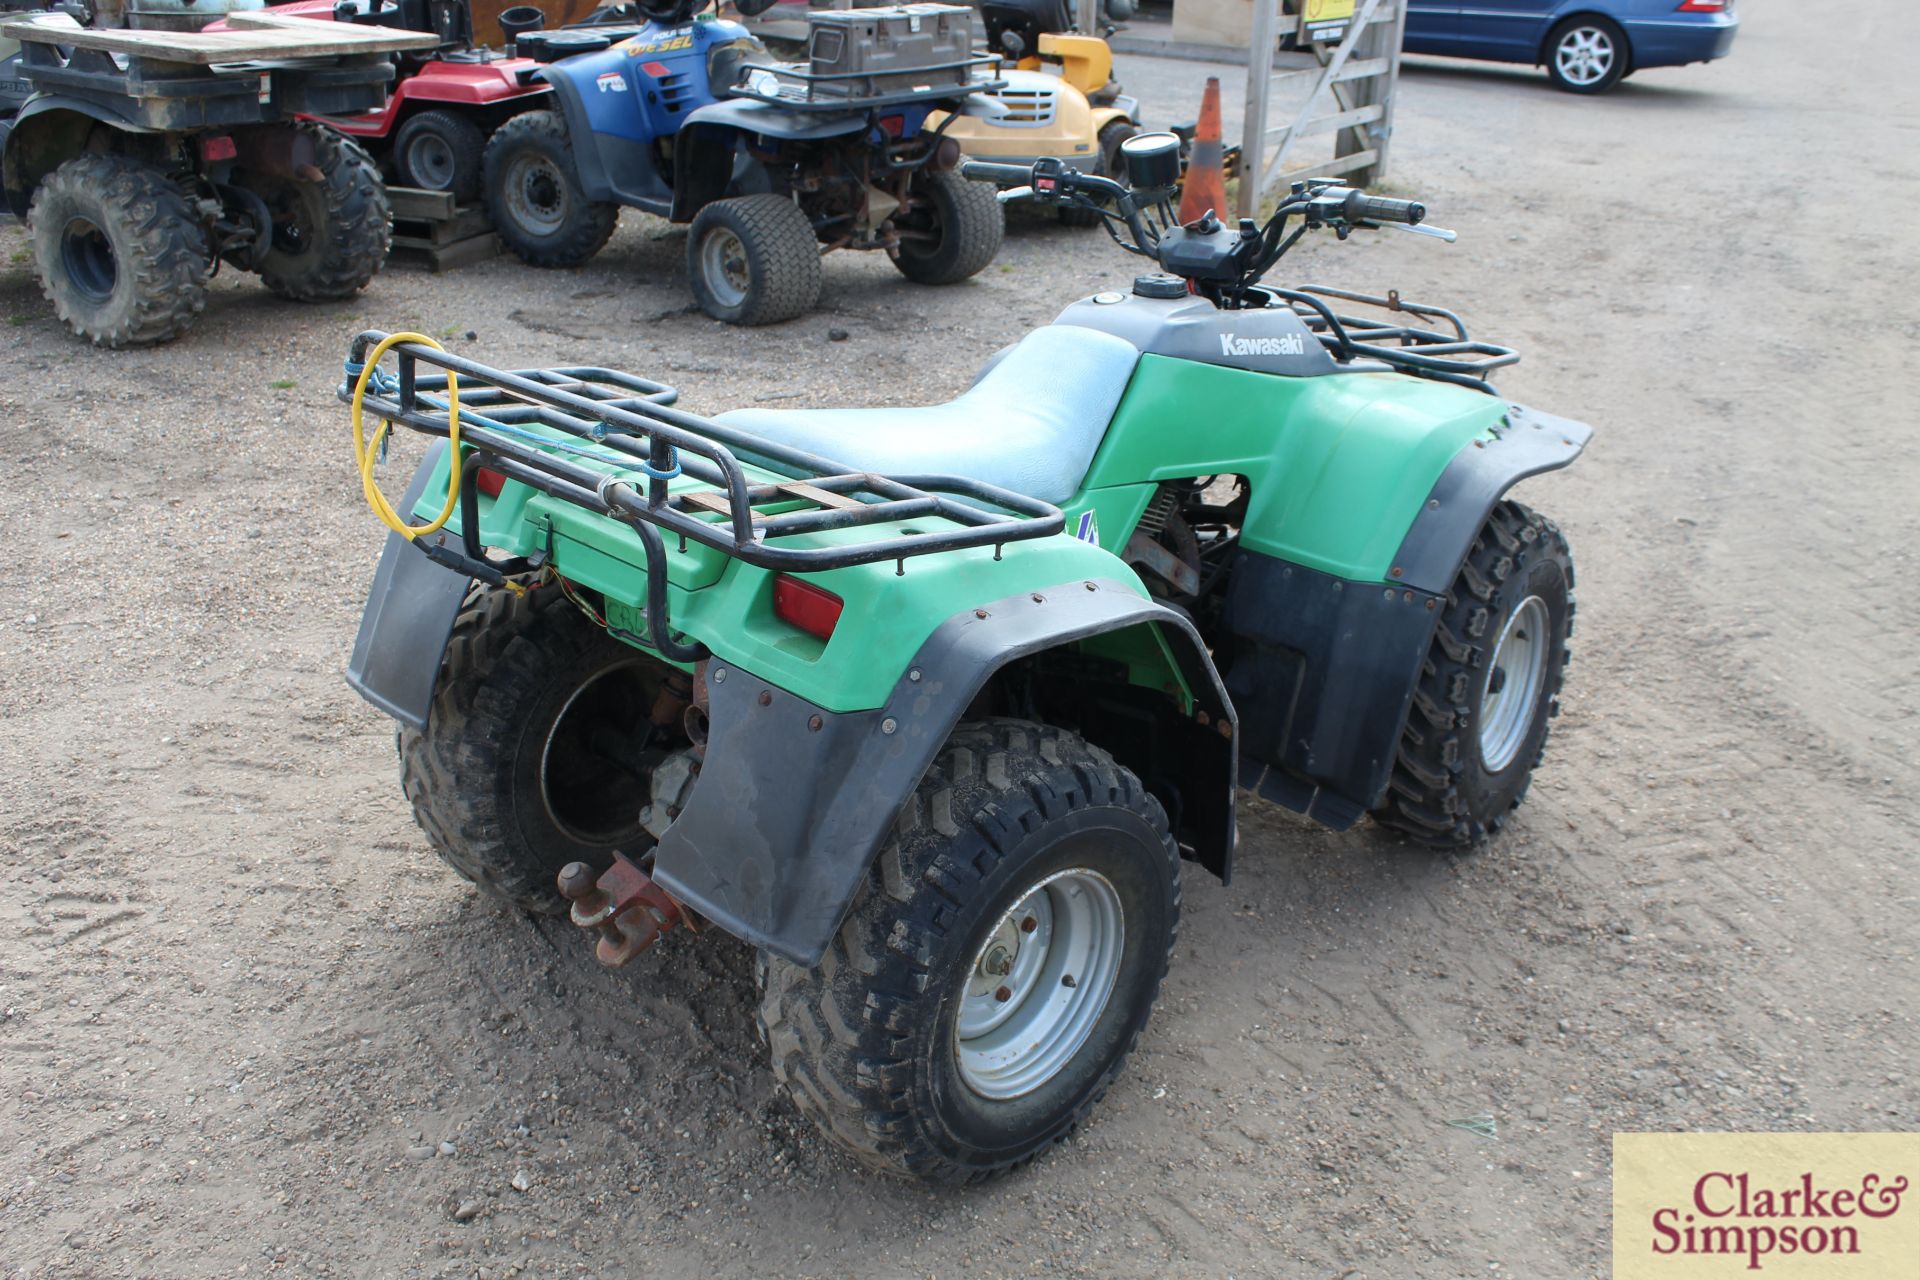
[344,333,1064,658]
[1271,285,1520,394]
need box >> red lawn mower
[222,0,639,201]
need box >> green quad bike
[341,132,1588,1181]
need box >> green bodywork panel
[1066,355,1505,582]
[410,445,1164,715]
[405,353,1497,713]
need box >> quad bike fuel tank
[1055,287,1340,378]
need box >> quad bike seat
[717,326,1140,506]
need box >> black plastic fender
[344,445,471,731]
[669,99,858,222]
[3,98,154,216]
[651,579,1236,967]
[1228,402,1592,827]
[536,70,673,212]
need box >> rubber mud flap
[345,443,471,730]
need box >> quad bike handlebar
[961,146,1453,309]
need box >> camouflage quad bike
[341,132,1588,1181]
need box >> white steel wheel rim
[955,868,1125,1101]
[1479,594,1550,773]
[699,227,751,308]
[1556,26,1615,85]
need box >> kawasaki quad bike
[479,0,1007,325]
[339,132,1586,1182]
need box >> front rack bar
[1271,285,1522,395]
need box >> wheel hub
[955,868,1125,1100]
[408,134,456,190]
[1479,594,1551,773]
[60,217,116,303]
[509,157,569,234]
[1557,27,1614,85]
[698,226,752,308]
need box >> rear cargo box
[805,3,972,99]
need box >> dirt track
[2,1,1916,1275]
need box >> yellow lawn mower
[928,0,1140,227]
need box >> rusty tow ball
[556,853,689,967]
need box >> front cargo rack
[344,333,1064,658]
[728,56,1004,111]
[1272,285,1520,394]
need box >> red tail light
[1676,1,1726,11]
[475,466,506,498]
[773,576,844,640]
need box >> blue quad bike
[480,0,1007,324]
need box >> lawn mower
[0,3,431,345]
[340,132,1587,1181]
[927,0,1140,228]
[479,0,1006,325]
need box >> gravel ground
[2,1,1916,1276]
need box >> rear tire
[399,582,674,915]
[28,154,209,348]
[889,168,1003,285]
[393,109,487,202]
[1372,500,1575,847]
[758,719,1179,1182]
[1545,15,1629,94]
[483,109,619,268]
[685,193,821,325]
[247,122,390,302]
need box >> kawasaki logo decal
[1220,332,1305,357]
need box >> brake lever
[1390,222,1459,243]
[996,186,1034,205]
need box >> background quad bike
[0,5,428,345]
[478,0,1003,326]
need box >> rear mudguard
[669,100,862,222]
[652,578,1233,966]
[2,98,154,215]
[347,452,1237,967]
[1228,403,1591,826]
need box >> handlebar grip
[1344,193,1425,225]
[959,159,1037,187]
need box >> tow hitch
[557,853,688,967]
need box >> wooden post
[1335,0,1405,186]
[1238,0,1280,220]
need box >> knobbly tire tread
[393,109,488,202]
[397,583,635,915]
[756,719,1180,1182]
[890,168,1004,285]
[482,110,619,268]
[29,154,210,348]
[1372,500,1575,847]
[254,122,391,302]
[686,193,822,325]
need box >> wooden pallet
[0,11,439,62]
[387,186,501,273]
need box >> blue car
[1404,0,1739,94]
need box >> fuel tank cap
[1132,274,1188,300]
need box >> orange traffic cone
[1178,75,1227,226]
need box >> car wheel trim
[1556,26,1615,86]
